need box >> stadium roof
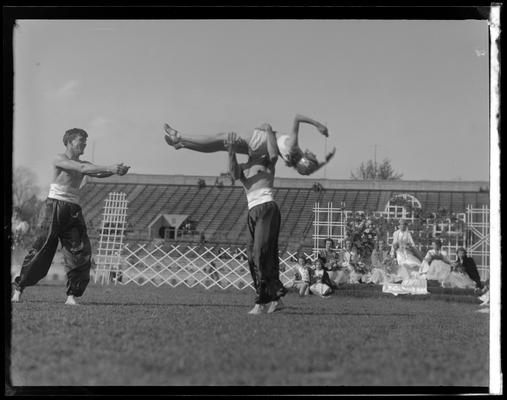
[82,174,489,251]
[90,173,489,193]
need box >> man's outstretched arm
[54,155,130,176]
[292,114,329,138]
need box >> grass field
[8,282,489,388]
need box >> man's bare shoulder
[54,153,89,164]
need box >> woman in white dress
[419,239,452,285]
[390,219,422,280]
[368,239,396,284]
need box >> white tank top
[48,183,81,205]
[246,187,274,210]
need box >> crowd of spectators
[288,219,486,298]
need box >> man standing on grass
[11,128,130,305]
[224,126,287,314]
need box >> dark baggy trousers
[247,201,287,304]
[14,198,92,297]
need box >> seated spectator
[440,248,478,289]
[390,219,421,280]
[292,255,312,296]
[340,238,367,284]
[367,239,397,284]
[309,257,333,297]
[419,239,452,285]
[449,247,483,290]
[318,238,340,285]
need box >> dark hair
[315,256,325,266]
[295,151,319,175]
[324,238,334,247]
[456,247,467,256]
[431,238,442,248]
[63,128,88,146]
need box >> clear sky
[13,19,490,191]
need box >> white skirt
[425,260,451,282]
[310,283,332,297]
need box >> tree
[350,158,403,180]
[12,166,44,232]
[13,166,41,208]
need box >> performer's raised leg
[164,123,249,154]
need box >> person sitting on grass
[390,219,422,280]
[318,238,340,285]
[340,238,367,284]
[448,247,483,291]
[419,239,452,287]
[440,248,479,290]
[292,255,312,297]
[309,257,334,297]
[367,239,397,285]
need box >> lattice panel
[95,242,315,290]
[94,192,128,285]
[466,205,490,281]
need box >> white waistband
[48,183,80,205]
[246,187,274,209]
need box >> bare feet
[248,304,266,315]
[65,295,78,306]
[163,123,183,149]
[266,299,284,314]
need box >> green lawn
[8,282,489,388]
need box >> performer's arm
[54,155,129,176]
[266,129,279,164]
[312,147,337,172]
[228,152,244,182]
[292,114,329,138]
[225,133,245,182]
[81,163,115,178]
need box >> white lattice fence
[96,242,315,290]
[94,192,128,285]
[466,205,490,281]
